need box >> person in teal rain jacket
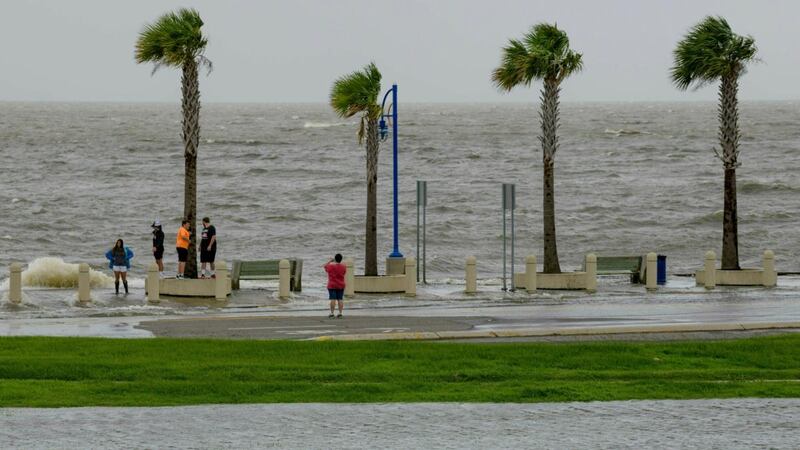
[105,239,134,294]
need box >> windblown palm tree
[492,23,583,274]
[330,63,382,276]
[135,8,211,279]
[671,16,757,270]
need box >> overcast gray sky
[1,0,797,102]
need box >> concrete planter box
[696,269,766,286]
[147,277,231,298]
[514,272,591,290]
[354,275,406,293]
[695,250,777,288]
[499,254,597,292]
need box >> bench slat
[232,259,303,292]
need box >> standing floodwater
[1,101,799,288]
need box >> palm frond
[492,23,582,91]
[330,62,382,119]
[670,16,757,91]
[135,8,209,70]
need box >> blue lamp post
[379,84,403,259]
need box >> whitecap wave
[21,257,113,288]
[303,122,348,128]
[604,128,649,136]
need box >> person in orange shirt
[176,220,191,279]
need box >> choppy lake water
[1,101,798,288]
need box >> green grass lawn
[1,335,799,407]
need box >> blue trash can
[657,255,667,285]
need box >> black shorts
[200,248,216,263]
[328,289,344,300]
[153,247,164,260]
[177,247,188,262]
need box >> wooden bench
[584,255,643,283]
[231,259,303,291]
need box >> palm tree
[135,8,211,279]
[492,24,583,274]
[671,16,757,270]
[330,63,383,276]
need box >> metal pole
[510,189,515,292]
[416,181,421,280]
[502,185,507,291]
[423,188,427,284]
[389,84,402,258]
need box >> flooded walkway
[2,399,799,449]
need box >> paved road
[3,284,800,340]
[132,296,800,340]
[2,399,799,449]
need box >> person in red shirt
[324,253,347,318]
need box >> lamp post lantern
[379,84,403,260]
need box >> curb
[309,321,800,342]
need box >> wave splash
[21,257,113,288]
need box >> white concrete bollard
[344,258,355,298]
[78,263,91,304]
[585,253,597,292]
[704,251,716,289]
[465,256,477,294]
[9,263,22,304]
[215,260,229,301]
[646,252,657,290]
[146,262,160,303]
[404,257,416,297]
[278,259,290,299]
[763,250,777,287]
[525,255,537,293]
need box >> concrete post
[646,252,657,290]
[146,262,160,303]
[465,256,477,294]
[278,259,290,299]
[763,250,777,287]
[585,253,597,293]
[344,258,355,297]
[404,257,416,297]
[78,263,91,304]
[215,260,229,301]
[525,255,537,293]
[9,263,22,304]
[704,251,716,289]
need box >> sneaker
[328,313,335,319]
[210,274,216,279]
[200,274,206,279]
[176,274,183,280]
[159,272,165,278]
[336,314,343,319]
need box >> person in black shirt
[151,220,165,277]
[200,217,217,279]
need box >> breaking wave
[21,257,113,288]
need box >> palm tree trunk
[364,118,379,276]
[540,78,561,273]
[719,72,740,270]
[182,60,200,278]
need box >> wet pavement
[1,276,800,340]
[2,399,799,449]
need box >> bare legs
[329,300,343,316]
[113,271,128,294]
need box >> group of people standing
[154,217,217,279]
[106,217,218,293]
[105,218,348,320]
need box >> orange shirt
[176,227,190,249]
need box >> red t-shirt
[325,262,347,289]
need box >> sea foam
[21,257,113,288]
